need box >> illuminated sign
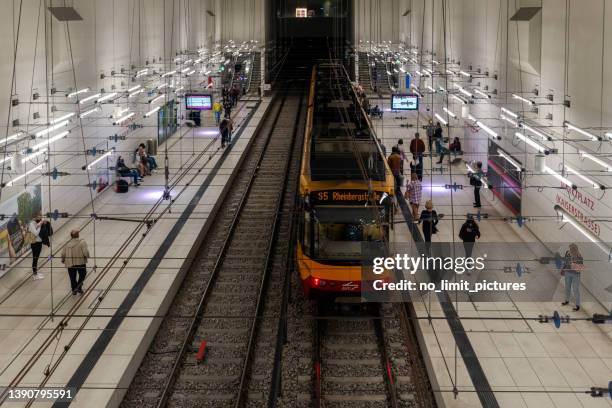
[312,190,384,205]
[185,94,213,110]
[391,94,419,111]
[296,8,307,17]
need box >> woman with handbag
[419,200,439,243]
[26,214,48,280]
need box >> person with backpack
[470,161,484,208]
[61,230,90,295]
[219,117,234,148]
[561,243,584,311]
[459,215,481,259]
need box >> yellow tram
[297,63,395,298]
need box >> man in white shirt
[28,215,47,280]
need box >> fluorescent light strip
[458,87,473,98]
[500,114,518,127]
[426,86,436,92]
[474,89,490,98]
[500,107,518,118]
[157,84,168,90]
[522,124,551,141]
[161,70,177,78]
[434,113,448,125]
[564,122,601,141]
[443,107,456,118]
[452,95,468,104]
[515,132,548,154]
[50,113,75,125]
[35,121,69,138]
[135,69,148,78]
[438,86,447,92]
[30,131,69,151]
[67,88,89,98]
[5,164,44,187]
[96,92,117,103]
[564,165,603,189]
[128,85,142,92]
[181,67,190,73]
[144,107,161,118]
[1,132,25,145]
[579,151,612,172]
[476,121,498,139]
[512,93,535,105]
[459,70,471,77]
[21,148,48,163]
[554,205,611,257]
[446,69,455,75]
[545,166,576,189]
[150,95,165,105]
[498,151,522,171]
[79,93,101,105]
[87,149,115,170]
[80,107,100,118]
[129,89,144,98]
[0,155,13,165]
[114,112,135,125]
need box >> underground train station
[0,1,611,407]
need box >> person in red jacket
[409,133,425,164]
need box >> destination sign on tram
[311,190,384,205]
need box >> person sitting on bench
[369,105,383,119]
[138,143,158,171]
[116,156,140,186]
[449,137,462,155]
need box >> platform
[0,97,271,407]
[374,97,612,408]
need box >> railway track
[313,304,415,408]
[281,302,431,408]
[121,87,306,408]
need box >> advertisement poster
[0,184,42,276]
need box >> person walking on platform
[404,173,422,220]
[434,122,443,154]
[26,214,49,280]
[61,230,90,295]
[409,154,423,181]
[409,132,425,165]
[213,100,223,125]
[470,161,484,208]
[419,200,439,243]
[561,243,584,311]
[459,215,481,259]
[425,120,435,153]
[396,139,406,174]
[219,117,233,148]
[387,147,402,197]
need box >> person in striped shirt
[404,172,422,220]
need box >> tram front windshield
[312,206,388,261]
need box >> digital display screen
[391,94,419,111]
[185,94,213,110]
